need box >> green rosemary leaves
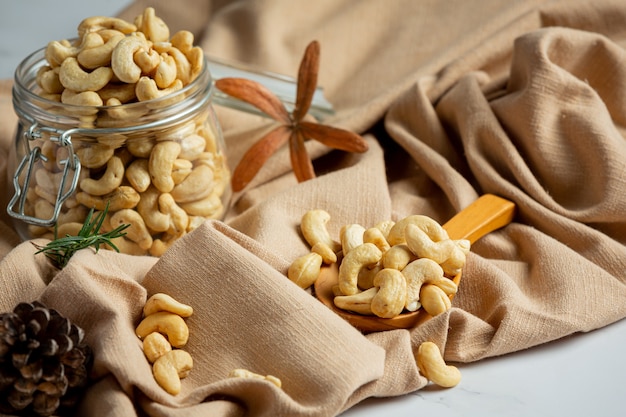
[32,203,130,269]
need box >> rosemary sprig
[32,203,130,269]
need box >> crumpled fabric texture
[0,0,625,416]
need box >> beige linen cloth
[1,0,626,416]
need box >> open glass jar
[7,46,231,256]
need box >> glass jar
[7,46,231,256]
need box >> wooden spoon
[313,194,516,333]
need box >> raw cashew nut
[402,258,445,312]
[170,164,214,203]
[61,89,103,111]
[134,48,161,75]
[228,369,282,388]
[77,16,137,37]
[125,159,151,193]
[371,268,407,318]
[127,139,154,158]
[143,293,194,317]
[159,193,189,235]
[301,209,341,253]
[405,224,467,274]
[59,57,113,92]
[110,209,153,250]
[178,192,223,218]
[149,141,181,193]
[416,341,461,388]
[374,220,395,240]
[311,242,337,264]
[111,34,148,83]
[136,76,183,102]
[137,186,170,232]
[387,215,449,246]
[154,53,177,89]
[76,185,140,211]
[134,7,170,43]
[419,284,452,317]
[77,31,125,69]
[171,159,193,184]
[99,82,137,103]
[288,252,323,289]
[178,134,206,161]
[381,244,415,270]
[75,143,114,169]
[136,311,189,348]
[79,155,124,195]
[340,223,366,256]
[334,286,378,315]
[153,350,193,395]
[143,332,172,363]
[363,227,391,253]
[170,30,194,55]
[36,66,64,94]
[338,243,383,296]
[357,262,382,291]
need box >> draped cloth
[0,1,625,416]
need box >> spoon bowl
[313,194,516,333]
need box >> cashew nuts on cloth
[228,369,282,389]
[300,209,341,253]
[153,350,193,395]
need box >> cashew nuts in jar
[8,7,231,256]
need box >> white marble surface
[1,2,625,416]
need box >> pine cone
[0,302,92,416]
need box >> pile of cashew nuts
[24,8,230,255]
[135,293,194,395]
[288,209,470,319]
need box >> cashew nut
[337,243,383,296]
[228,369,282,389]
[333,286,378,315]
[154,53,177,89]
[159,193,189,235]
[110,209,153,250]
[134,7,170,43]
[288,252,323,289]
[98,81,137,103]
[419,284,452,317]
[311,242,338,264]
[301,209,341,253]
[363,227,391,253]
[387,214,449,246]
[381,243,415,270]
[111,34,148,83]
[127,138,154,158]
[371,268,407,318]
[178,134,206,161]
[143,332,172,363]
[402,258,445,312]
[178,192,223,218]
[153,349,193,395]
[59,57,113,92]
[357,262,382,291]
[125,159,151,193]
[340,223,365,256]
[79,155,124,195]
[60,89,103,111]
[171,159,193,184]
[75,143,114,169]
[134,48,161,75]
[149,141,181,193]
[170,164,214,203]
[405,224,467,275]
[135,311,189,348]
[170,30,194,55]
[36,66,64,94]
[416,341,461,388]
[76,185,140,211]
[77,30,125,69]
[77,16,137,37]
[135,76,183,101]
[143,293,194,318]
[137,186,169,232]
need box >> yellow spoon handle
[442,194,516,244]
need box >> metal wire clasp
[7,124,82,227]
